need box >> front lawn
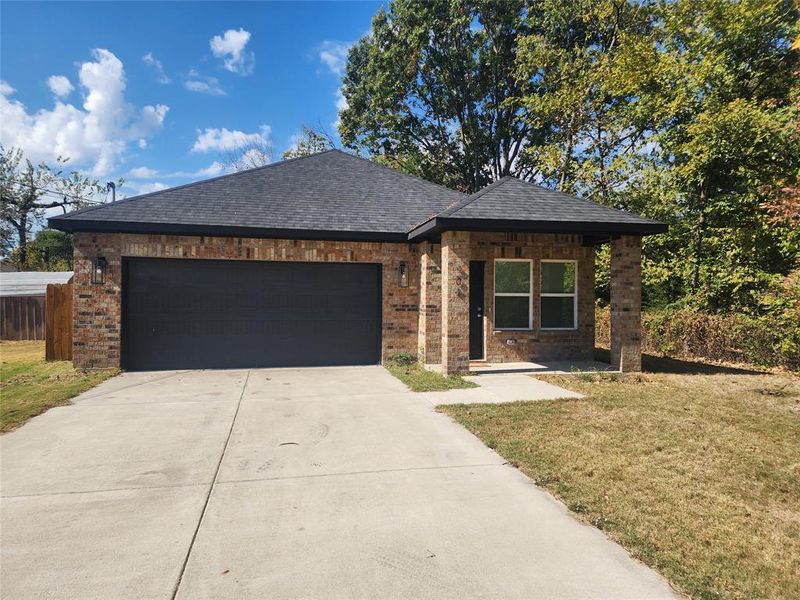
[0,341,116,433]
[385,356,478,392]
[441,367,800,600]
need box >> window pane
[495,261,530,293]
[495,296,530,329]
[541,296,575,328]
[541,262,576,294]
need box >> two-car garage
[121,258,382,371]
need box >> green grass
[385,359,478,392]
[1,341,116,433]
[440,369,800,600]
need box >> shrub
[595,272,800,371]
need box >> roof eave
[407,217,668,241]
[48,217,411,244]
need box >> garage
[121,258,382,371]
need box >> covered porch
[409,177,666,376]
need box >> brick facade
[417,243,442,365]
[440,231,471,374]
[72,230,633,373]
[610,235,642,372]
[72,233,419,370]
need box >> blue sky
[0,1,382,199]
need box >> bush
[595,276,800,370]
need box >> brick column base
[610,235,642,372]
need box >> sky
[0,1,383,200]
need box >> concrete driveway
[1,366,678,599]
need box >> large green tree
[622,0,800,309]
[340,0,535,193]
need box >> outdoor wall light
[92,257,107,285]
[398,261,409,288]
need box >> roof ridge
[57,150,342,220]
[336,150,467,199]
[440,177,510,217]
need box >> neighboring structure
[49,150,665,373]
[0,271,73,340]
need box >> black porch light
[92,257,107,284]
[398,261,409,288]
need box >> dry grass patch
[1,341,116,433]
[441,370,800,600]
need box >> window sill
[493,328,533,333]
[540,327,578,331]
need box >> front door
[469,261,485,360]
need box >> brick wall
[73,233,419,370]
[440,231,471,374]
[610,235,642,372]
[417,243,442,365]
[466,232,595,364]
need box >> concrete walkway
[1,367,678,599]
[426,372,583,405]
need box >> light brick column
[417,243,442,365]
[610,235,642,372]
[441,231,470,374]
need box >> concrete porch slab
[469,360,616,375]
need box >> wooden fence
[45,282,73,361]
[0,296,46,340]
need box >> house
[0,270,73,340]
[48,150,665,373]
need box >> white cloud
[128,166,158,178]
[210,28,254,75]
[318,41,352,76]
[193,161,225,177]
[135,181,168,195]
[142,52,171,84]
[332,87,349,131]
[47,75,74,98]
[138,138,147,149]
[0,48,169,176]
[184,73,226,96]
[0,80,15,95]
[191,125,271,153]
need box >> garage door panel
[122,258,381,371]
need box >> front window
[494,260,531,329]
[541,261,577,329]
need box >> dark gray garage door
[122,258,381,371]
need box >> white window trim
[493,258,533,331]
[540,259,578,330]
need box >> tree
[624,0,800,309]
[219,140,274,172]
[0,146,118,266]
[515,0,658,201]
[9,228,73,271]
[339,0,535,193]
[282,125,337,160]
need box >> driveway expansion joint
[170,369,251,600]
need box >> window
[494,260,531,329]
[541,261,577,329]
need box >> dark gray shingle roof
[50,150,464,238]
[50,152,665,240]
[442,177,662,226]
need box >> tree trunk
[691,185,708,293]
[16,214,27,267]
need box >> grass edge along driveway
[1,341,116,433]
[440,368,800,600]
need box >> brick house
[49,150,665,374]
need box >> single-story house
[49,150,665,373]
[0,270,74,340]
